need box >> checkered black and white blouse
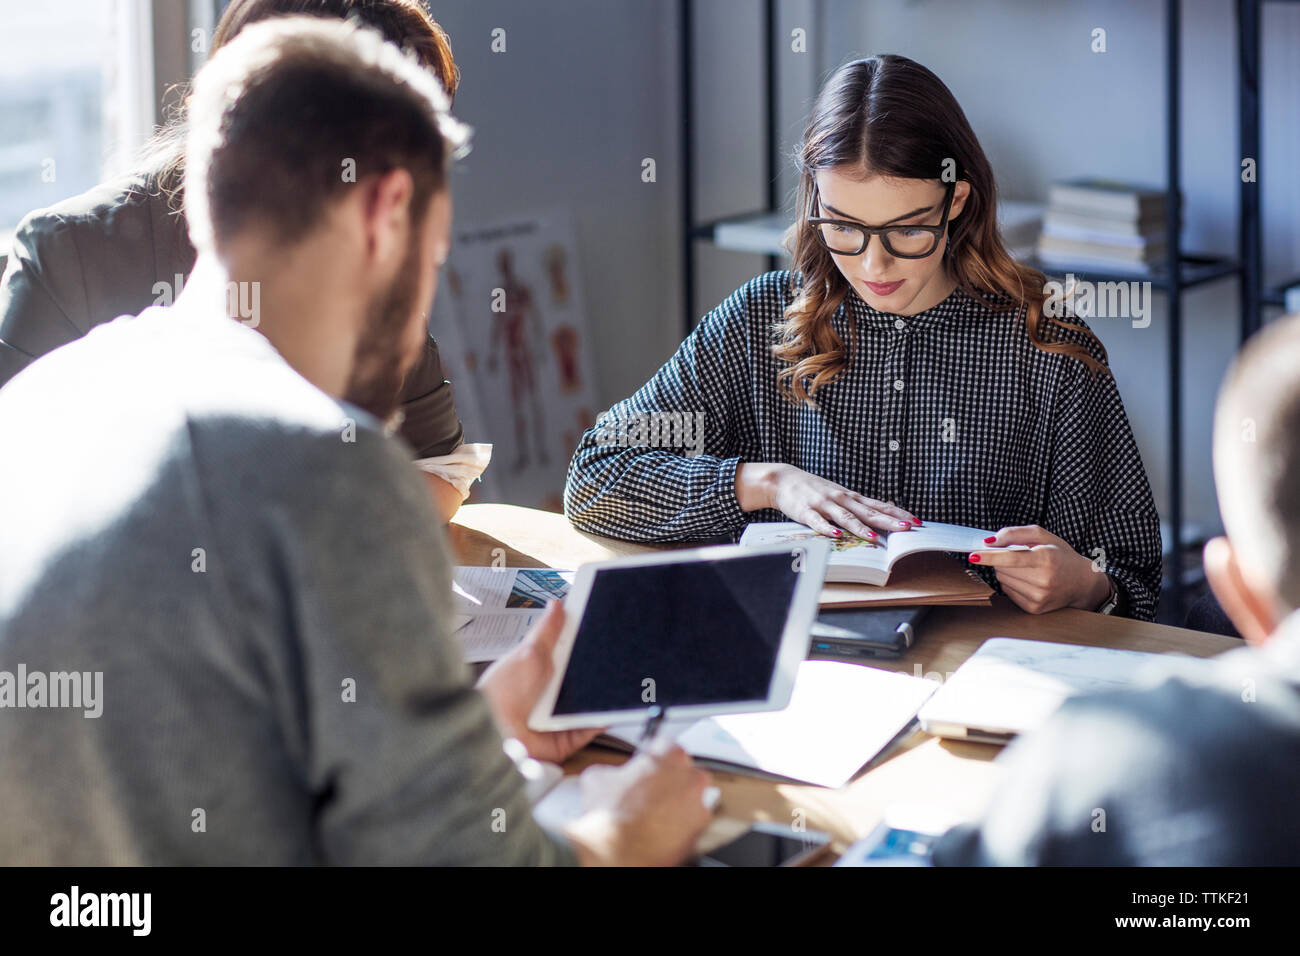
[564,271,1162,620]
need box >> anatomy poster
[427,208,598,511]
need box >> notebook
[600,659,939,789]
[917,637,1161,743]
[809,605,932,659]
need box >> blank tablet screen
[552,551,801,715]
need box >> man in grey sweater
[0,17,710,866]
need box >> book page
[452,566,573,611]
[453,610,548,663]
[450,567,574,662]
[818,551,993,608]
[883,521,998,567]
[738,522,890,573]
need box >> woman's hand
[735,462,920,538]
[476,601,603,764]
[968,525,1112,614]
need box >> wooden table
[449,504,1240,856]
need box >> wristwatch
[1096,575,1120,615]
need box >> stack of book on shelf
[1036,179,1175,275]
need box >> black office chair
[1185,590,1241,638]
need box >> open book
[600,660,939,789]
[740,520,1001,586]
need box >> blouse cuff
[713,456,749,532]
[415,443,492,500]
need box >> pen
[631,704,665,759]
[631,704,722,812]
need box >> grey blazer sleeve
[0,174,191,388]
[0,208,92,386]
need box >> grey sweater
[0,301,573,865]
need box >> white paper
[455,610,547,663]
[675,660,938,788]
[450,566,574,662]
[605,660,939,789]
[918,637,1162,737]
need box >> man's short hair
[1214,312,1300,611]
[184,15,469,252]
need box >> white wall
[427,0,686,411]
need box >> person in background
[0,0,479,521]
[934,313,1300,865]
[0,17,711,866]
[564,55,1161,621]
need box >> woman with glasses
[565,54,1161,621]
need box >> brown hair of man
[184,14,467,255]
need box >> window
[0,0,155,236]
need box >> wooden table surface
[449,504,1240,855]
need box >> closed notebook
[810,605,931,658]
[601,659,939,789]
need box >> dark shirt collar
[843,283,974,331]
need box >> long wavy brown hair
[140,0,458,212]
[776,55,1106,405]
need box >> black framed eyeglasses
[808,182,955,259]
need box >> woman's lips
[863,279,904,296]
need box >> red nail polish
[912,519,923,526]
[867,530,877,538]
[983,536,997,544]
[968,553,981,563]
[833,529,842,536]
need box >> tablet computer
[528,540,831,731]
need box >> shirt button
[894,318,906,331]
[888,439,900,451]
[893,379,905,391]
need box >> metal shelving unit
[677,0,1297,623]
[1239,0,1300,329]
